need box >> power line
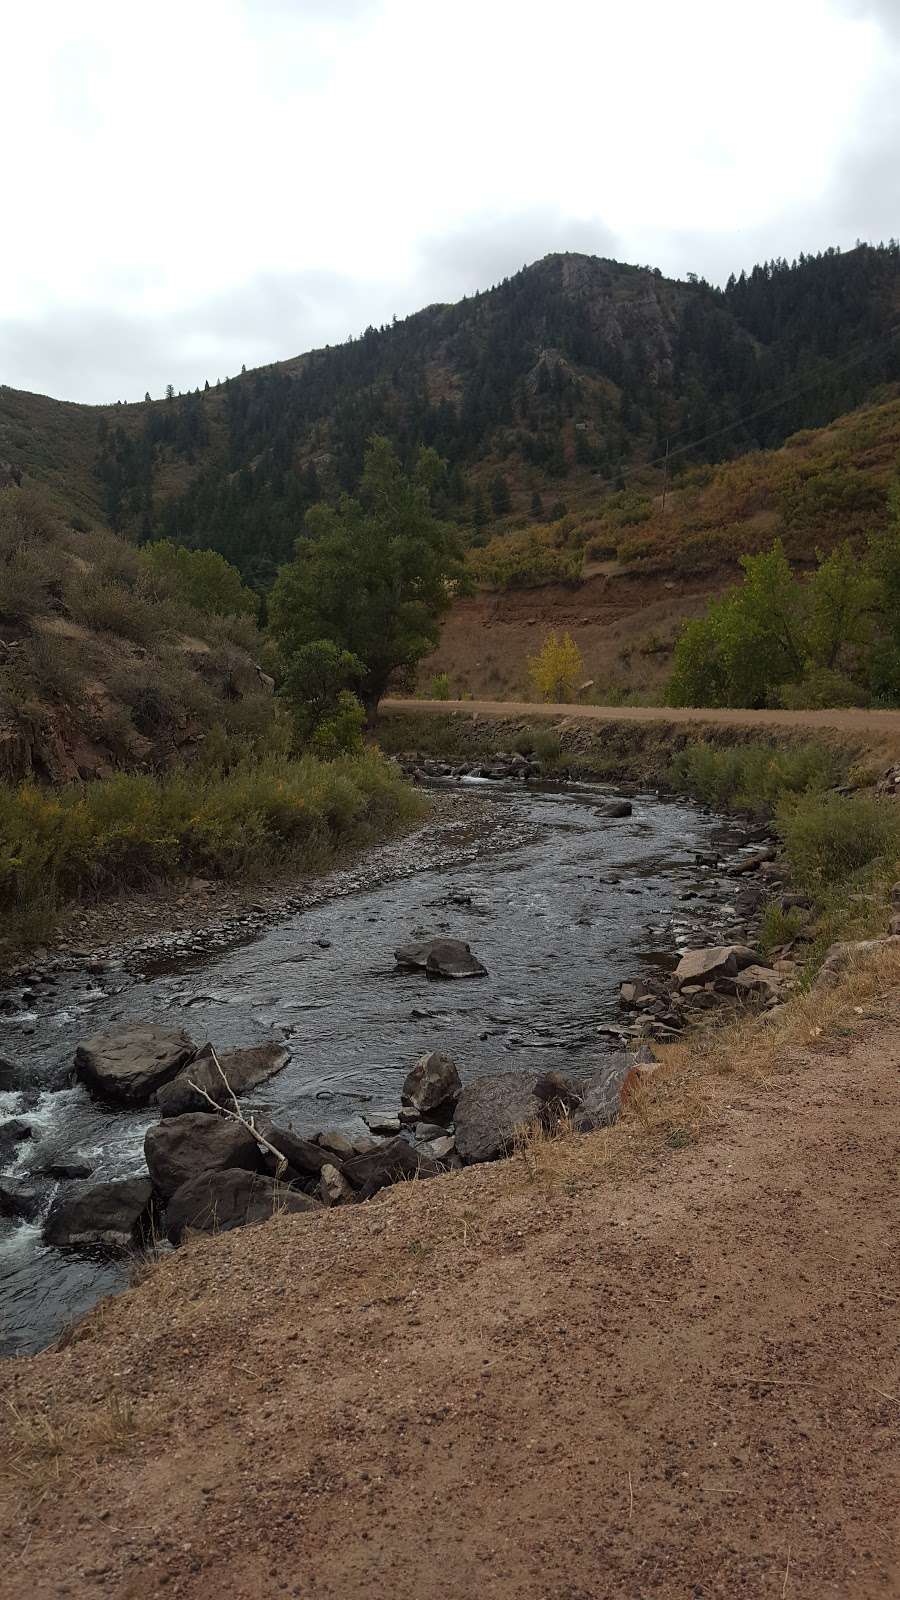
[588,319,900,496]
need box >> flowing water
[0,780,761,1355]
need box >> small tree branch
[188,1046,288,1179]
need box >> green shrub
[427,672,451,700]
[777,668,869,709]
[668,741,842,815]
[0,751,426,942]
[67,577,158,644]
[777,791,900,890]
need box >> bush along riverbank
[0,749,427,963]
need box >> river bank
[2,949,898,1600]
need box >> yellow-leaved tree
[527,630,584,701]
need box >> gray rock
[598,800,632,818]
[157,1041,290,1117]
[319,1163,355,1206]
[37,1159,94,1180]
[394,938,487,979]
[43,1177,154,1251]
[0,1057,22,1093]
[815,935,900,987]
[573,1056,636,1132]
[144,1113,264,1200]
[342,1137,439,1195]
[265,1124,335,1177]
[75,1023,196,1104]
[165,1168,320,1245]
[0,1118,33,1164]
[415,1121,453,1142]
[0,1177,40,1220]
[673,945,759,988]
[365,1111,401,1134]
[424,1134,456,1161]
[401,1051,462,1117]
[454,1074,543,1163]
[317,1130,355,1159]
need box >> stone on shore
[165,1168,320,1245]
[42,1177,154,1250]
[673,945,759,988]
[815,935,900,987]
[401,1051,462,1118]
[319,1163,355,1206]
[144,1112,264,1200]
[75,1023,196,1104]
[266,1125,336,1177]
[156,1041,290,1117]
[342,1136,439,1195]
[454,1074,543,1163]
[394,937,487,979]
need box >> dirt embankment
[384,695,900,739]
[419,570,727,701]
[1,991,898,1599]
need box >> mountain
[2,242,899,589]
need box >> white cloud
[0,0,896,400]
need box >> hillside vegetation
[2,243,897,590]
[0,484,277,784]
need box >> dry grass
[2,1390,143,1494]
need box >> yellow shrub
[528,630,584,702]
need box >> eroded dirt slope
[1,1011,898,1599]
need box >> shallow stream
[0,779,760,1355]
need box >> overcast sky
[2,0,897,403]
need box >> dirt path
[2,1014,898,1599]
[383,695,900,741]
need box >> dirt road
[2,1010,898,1599]
[383,695,900,741]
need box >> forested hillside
[3,242,897,591]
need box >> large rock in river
[454,1074,543,1163]
[42,1177,154,1250]
[166,1168,320,1245]
[673,945,758,988]
[156,1041,291,1117]
[401,1051,462,1117]
[75,1023,195,1104]
[394,937,487,979]
[144,1112,264,1200]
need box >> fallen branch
[187,1045,289,1179]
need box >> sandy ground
[1,1003,897,1599]
[384,695,900,742]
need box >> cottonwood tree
[269,436,464,719]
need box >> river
[0,778,761,1355]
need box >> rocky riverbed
[1,775,775,1354]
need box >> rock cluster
[40,1029,653,1255]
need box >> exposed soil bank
[2,995,898,1599]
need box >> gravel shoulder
[2,1003,897,1599]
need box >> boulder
[424,1134,456,1161]
[0,1057,22,1093]
[401,1051,462,1118]
[0,1177,40,1220]
[43,1177,154,1251]
[574,1056,641,1131]
[165,1168,320,1246]
[598,800,632,818]
[454,1074,543,1163]
[317,1130,355,1159]
[0,1117,33,1165]
[144,1112,264,1200]
[365,1111,401,1134]
[673,945,759,988]
[342,1136,439,1194]
[265,1124,335,1177]
[319,1163,355,1206]
[733,964,782,1002]
[394,938,487,979]
[37,1158,94,1180]
[156,1040,291,1117]
[74,1023,195,1104]
[815,935,900,987]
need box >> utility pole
[661,437,670,513]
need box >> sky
[1,0,898,404]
